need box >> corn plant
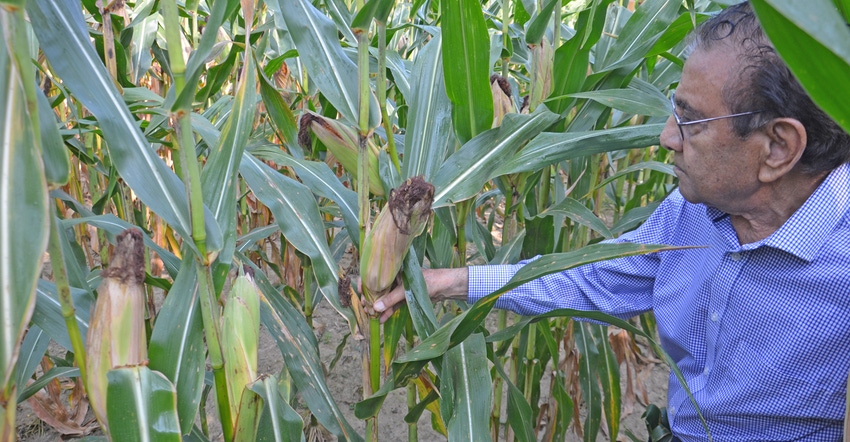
[3,0,849,441]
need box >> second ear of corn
[299,113,385,196]
[86,228,148,433]
[221,270,261,429]
[360,176,435,304]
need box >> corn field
[1,0,848,441]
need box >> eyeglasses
[669,92,763,141]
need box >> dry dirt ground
[16,296,668,442]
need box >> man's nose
[660,115,681,152]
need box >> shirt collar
[703,163,850,261]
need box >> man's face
[660,47,764,213]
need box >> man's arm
[373,268,467,323]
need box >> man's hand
[372,267,469,323]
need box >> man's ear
[759,117,807,183]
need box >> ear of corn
[360,176,435,303]
[299,113,385,196]
[491,74,514,127]
[529,37,553,111]
[221,270,261,429]
[86,228,148,432]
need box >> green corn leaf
[148,257,205,435]
[542,197,613,238]
[497,123,664,175]
[351,0,395,30]
[128,13,157,84]
[525,0,558,45]
[31,280,92,352]
[250,375,305,442]
[403,32,454,181]
[250,146,360,248]
[257,70,300,153]
[440,334,491,442]
[432,106,559,207]
[750,0,850,134]
[592,324,622,441]
[14,326,50,401]
[232,385,263,441]
[259,290,363,442]
[177,0,237,108]
[106,367,182,442]
[492,357,535,442]
[440,0,493,144]
[17,366,80,404]
[597,0,681,72]
[575,323,602,441]
[240,153,356,329]
[35,87,69,186]
[592,161,675,194]
[27,0,223,259]
[273,0,380,129]
[201,53,257,266]
[566,88,671,117]
[0,12,48,395]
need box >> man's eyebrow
[675,96,702,118]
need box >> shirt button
[710,312,719,322]
[704,366,710,375]
[730,252,742,261]
[669,407,676,416]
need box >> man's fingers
[373,287,405,313]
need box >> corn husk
[528,36,553,110]
[360,176,434,303]
[86,228,148,432]
[491,74,514,127]
[221,271,261,428]
[298,113,385,196]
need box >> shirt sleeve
[467,192,686,318]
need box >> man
[371,2,850,440]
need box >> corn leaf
[148,257,205,435]
[440,0,493,143]
[592,324,621,441]
[31,281,92,352]
[750,0,850,134]
[259,290,363,442]
[14,326,50,401]
[432,106,559,207]
[106,367,182,442]
[0,13,48,396]
[201,53,257,265]
[250,147,360,248]
[250,375,305,442]
[542,197,613,238]
[566,88,671,117]
[575,323,602,441]
[440,334,491,442]
[402,32,454,181]
[35,87,69,186]
[128,13,157,84]
[491,360,535,442]
[27,0,223,259]
[240,153,355,328]
[497,123,664,175]
[273,0,380,129]
[597,0,681,72]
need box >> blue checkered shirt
[469,163,850,441]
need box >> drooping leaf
[432,106,560,207]
[31,280,93,352]
[750,0,850,134]
[274,0,380,128]
[497,123,664,175]
[259,290,363,442]
[575,323,602,441]
[35,87,69,186]
[597,0,682,72]
[27,0,223,259]
[240,153,355,328]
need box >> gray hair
[690,1,850,173]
